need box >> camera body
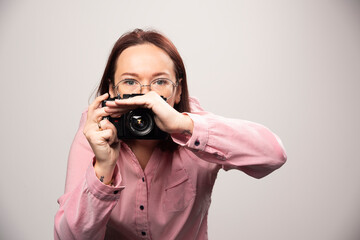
[102,94,168,140]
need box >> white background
[1,0,360,239]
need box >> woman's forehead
[115,43,175,78]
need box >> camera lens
[127,109,154,136]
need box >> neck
[126,139,160,170]
[127,139,160,150]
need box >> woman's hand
[104,91,194,135]
[83,93,120,184]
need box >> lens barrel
[126,109,154,136]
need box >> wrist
[175,113,194,135]
[93,158,116,185]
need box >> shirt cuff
[171,112,209,151]
[85,159,125,201]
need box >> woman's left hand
[104,91,193,135]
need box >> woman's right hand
[83,93,120,184]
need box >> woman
[54,29,287,240]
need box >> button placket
[135,173,150,238]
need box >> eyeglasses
[114,78,179,100]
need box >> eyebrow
[121,72,171,78]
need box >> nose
[140,84,151,94]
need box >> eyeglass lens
[116,79,176,99]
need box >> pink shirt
[54,97,287,240]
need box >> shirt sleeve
[54,110,125,240]
[171,97,287,179]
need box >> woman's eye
[153,79,167,85]
[123,79,136,85]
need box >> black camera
[102,94,168,139]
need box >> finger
[98,128,113,142]
[91,107,110,123]
[97,127,118,146]
[99,119,118,144]
[110,113,123,118]
[89,93,109,112]
[105,101,119,107]
[114,91,161,108]
[105,101,137,115]
[98,118,112,131]
[105,101,139,112]
[114,95,151,108]
[103,106,129,113]
[102,108,126,120]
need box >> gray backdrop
[1,0,359,239]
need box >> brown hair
[97,28,190,113]
[96,29,190,150]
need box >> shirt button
[142,177,145,182]
[141,231,146,236]
[113,190,119,194]
[194,140,200,146]
[140,205,144,210]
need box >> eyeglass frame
[113,78,179,100]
